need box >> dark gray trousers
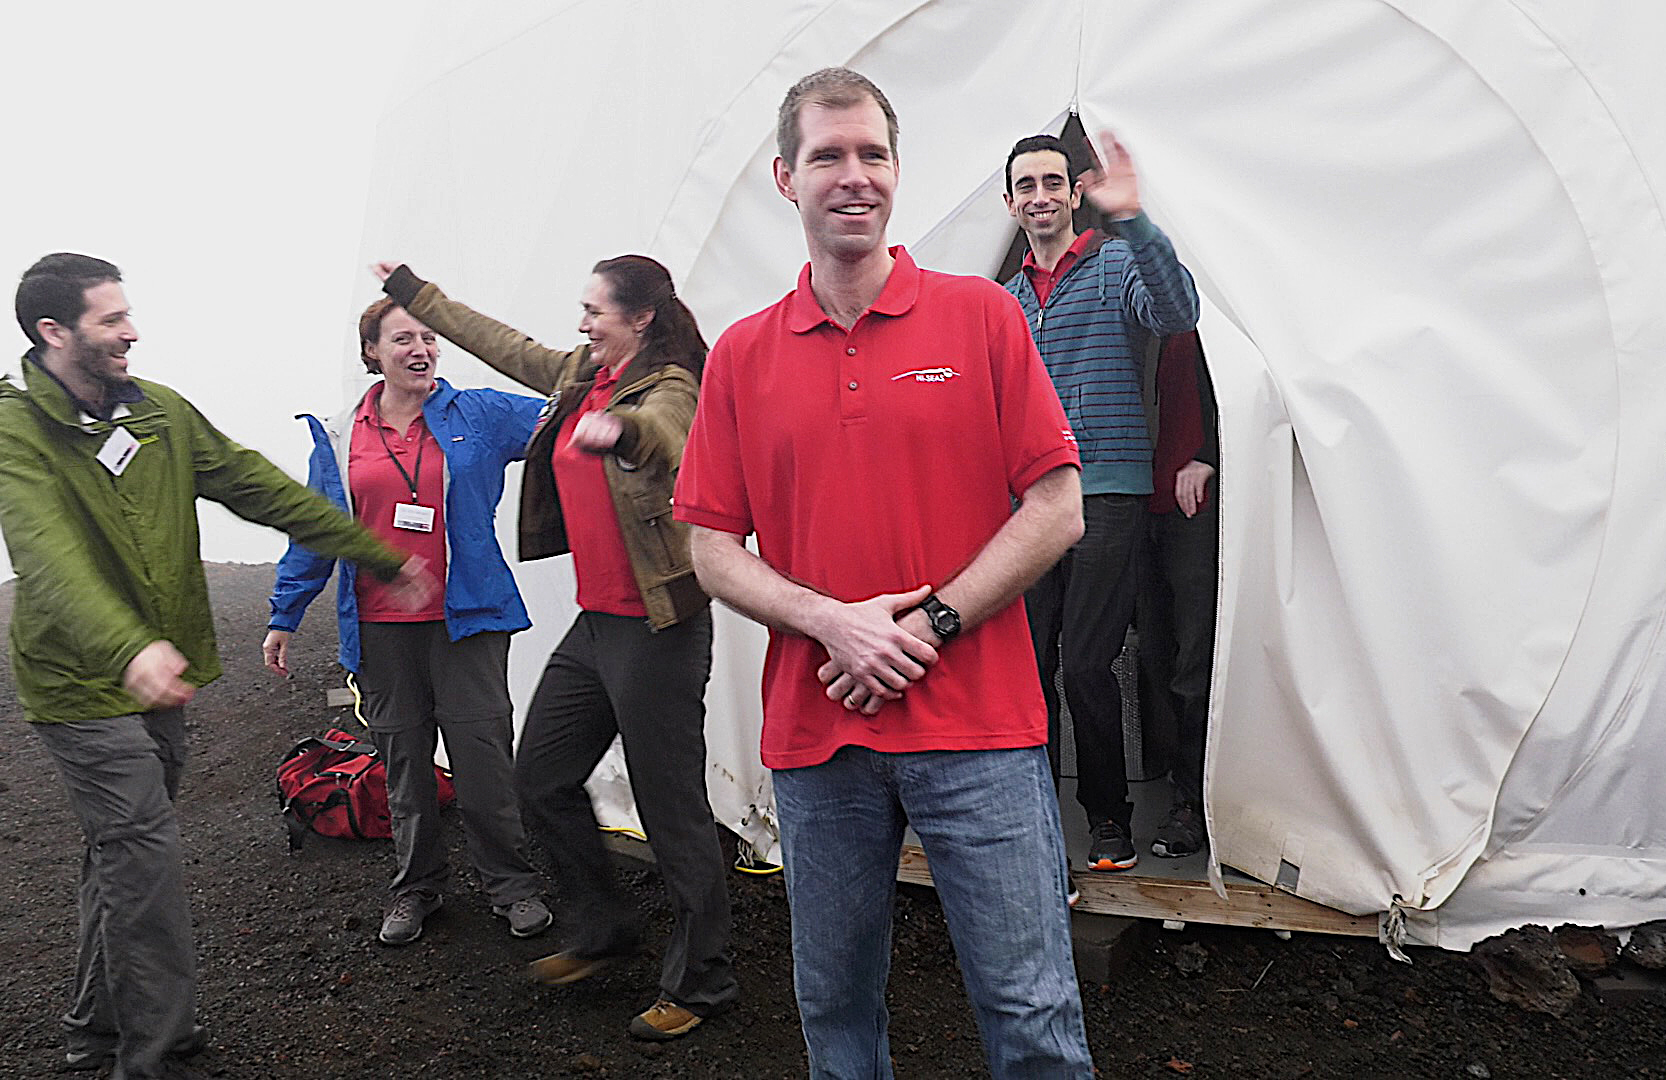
[515,609,737,1016]
[34,708,196,1080]
[358,623,542,908]
[1026,492,1147,829]
[1137,497,1220,807]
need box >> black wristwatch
[919,594,962,644]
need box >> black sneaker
[1064,857,1082,908]
[1086,819,1138,871]
[1152,802,1207,858]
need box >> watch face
[922,596,958,640]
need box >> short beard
[70,333,131,400]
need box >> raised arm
[1080,130,1199,336]
[178,394,405,582]
[375,262,581,395]
[173,391,435,618]
[614,367,697,468]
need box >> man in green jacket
[2,253,433,1080]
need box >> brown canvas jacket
[385,268,707,630]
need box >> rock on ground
[1472,925,1582,1016]
[1625,921,1666,970]
[1554,924,1621,978]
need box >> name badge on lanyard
[393,502,436,532]
[96,426,141,476]
[377,410,434,532]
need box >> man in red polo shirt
[675,68,1095,1078]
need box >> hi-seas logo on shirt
[890,366,963,383]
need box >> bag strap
[281,733,377,766]
[282,785,373,851]
[284,805,310,852]
[282,789,349,852]
[313,734,378,757]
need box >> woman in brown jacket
[374,256,736,1041]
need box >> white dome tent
[361,0,1666,951]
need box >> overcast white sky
[0,2,421,576]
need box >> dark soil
[3,563,1663,1078]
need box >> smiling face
[1005,149,1081,246]
[63,281,139,398]
[773,98,898,263]
[578,273,651,370]
[365,307,438,396]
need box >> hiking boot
[530,941,643,985]
[1152,802,1207,859]
[628,998,703,1041]
[1086,819,1138,871]
[65,1024,208,1071]
[379,892,442,945]
[493,896,553,938]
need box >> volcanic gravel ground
[2,563,1663,1077]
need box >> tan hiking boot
[528,949,622,985]
[628,999,702,1040]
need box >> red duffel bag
[276,727,455,851]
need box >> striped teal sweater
[1005,215,1199,495]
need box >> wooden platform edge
[897,844,1379,938]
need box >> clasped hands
[814,584,943,716]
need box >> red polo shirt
[675,247,1079,769]
[1021,228,1096,308]
[550,364,647,616]
[349,384,447,621]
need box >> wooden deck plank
[897,844,1379,937]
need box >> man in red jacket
[1138,329,1218,858]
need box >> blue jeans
[774,745,1093,1079]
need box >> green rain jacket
[0,357,408,723]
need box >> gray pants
[516,610,737,1016]
[34,708,197,1080]
[358,623,542,908]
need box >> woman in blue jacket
[263,298,551,946]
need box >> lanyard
[374,411,426,502]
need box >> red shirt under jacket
[550,364,647,617]
[1021,228,1096,308]
[349,383,446,621]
